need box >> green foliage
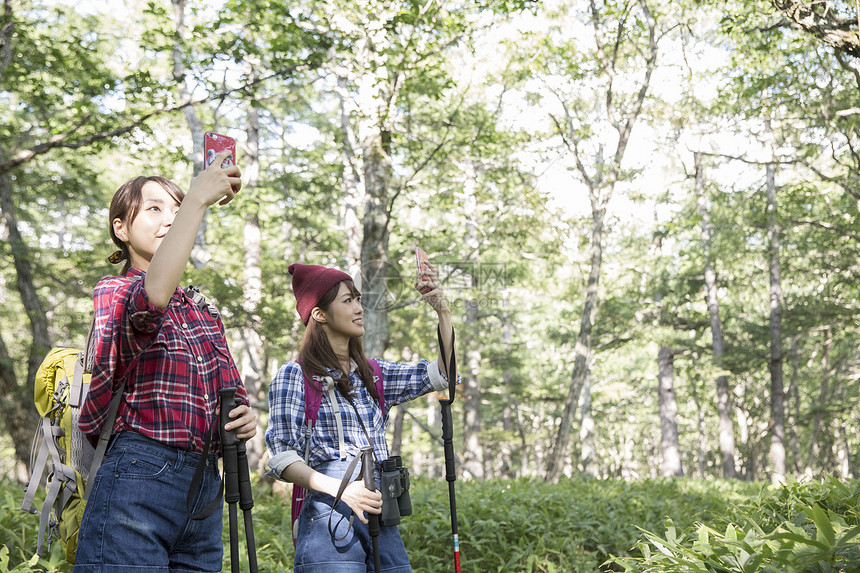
[0,484,72,572]
[401,475,759,572]
[611,476,860,572]
[2,474,764,573]
[5,472,858,573]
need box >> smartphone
[203,132,236,169]
[415,247,432,294]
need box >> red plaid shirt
[79,268,247,453]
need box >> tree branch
[769,0,860,57]
[0,63,308,175]
[0,0,14,78]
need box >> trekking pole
[236,439,258,573]
[361,445,382,573]
[219,387,258,573]
[437,326,461,573]
[219,388,241,573]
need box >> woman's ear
[112,218,128,242]
[310,307,327,324]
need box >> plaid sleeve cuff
[128,283,167,333]
[428,358,452,392]
[266,449,302,481]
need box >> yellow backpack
[22,332,126,563]
[21,347,94,562]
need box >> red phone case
[415,247,428,274]
[203,132,236,168]
[415,247,431,293]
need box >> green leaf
[725,524,738,542]
[772,531,830,551]
[811,504,836,547]
[836,524,860,547]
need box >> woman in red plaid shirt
[74,150,258,573]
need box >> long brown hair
[108,176,185,275]
[297,279,379,402]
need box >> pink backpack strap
[368,359,385,420]
[300,361,324,426]
[291,361,324,544]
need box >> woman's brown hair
[108,176,185,275]
[297,279,379,402]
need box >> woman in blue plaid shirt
[266,261,455,572]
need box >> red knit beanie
[289,263,353,325]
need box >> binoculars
[380,455,411,526]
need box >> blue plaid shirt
[265,358,451,477]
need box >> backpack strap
[21,422,50,515]
[369,359,385,420]
[298,360,325,463]
[83,312,97,375]
[35,417,77,555]
[82,376,127,501]
[69,331,90,408]
[291,361,324,543]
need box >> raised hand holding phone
[414,250,450,324]
[415,247,432,294]
[192,149,242,206]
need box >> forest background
[2,0,860,512]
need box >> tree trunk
[805,329,831,476]
[462,297,484,480]
[694,152,736,478]
[766,159,786,485]
[0,145,51,467]
[579,371,596,476]
[736,397,753,479]
[511,396,529,477]
[356,15,394,359]
[170,0,208,268]
[657,346,684,477]
[836,422,853,479]
[502,317,526,478]
[240,96,266,472]
[546,204,604,482]
[359,147,391,359]
[688,376,707,478]
[425,401,440,478]
[787,335,802,473]
[545,0,657,483]
[337,75,364,281]
[500,394,514,478]
[0,326,33,474]
[769,0,860,58]
[462,161,484,480]
[390,404,405,456]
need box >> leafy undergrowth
[610,475,860,573]
[2,474,856,572]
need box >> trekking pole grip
[218,387,240,507]
[361,447,380,535]
[218,387,239,447]
[361,445,382,573]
